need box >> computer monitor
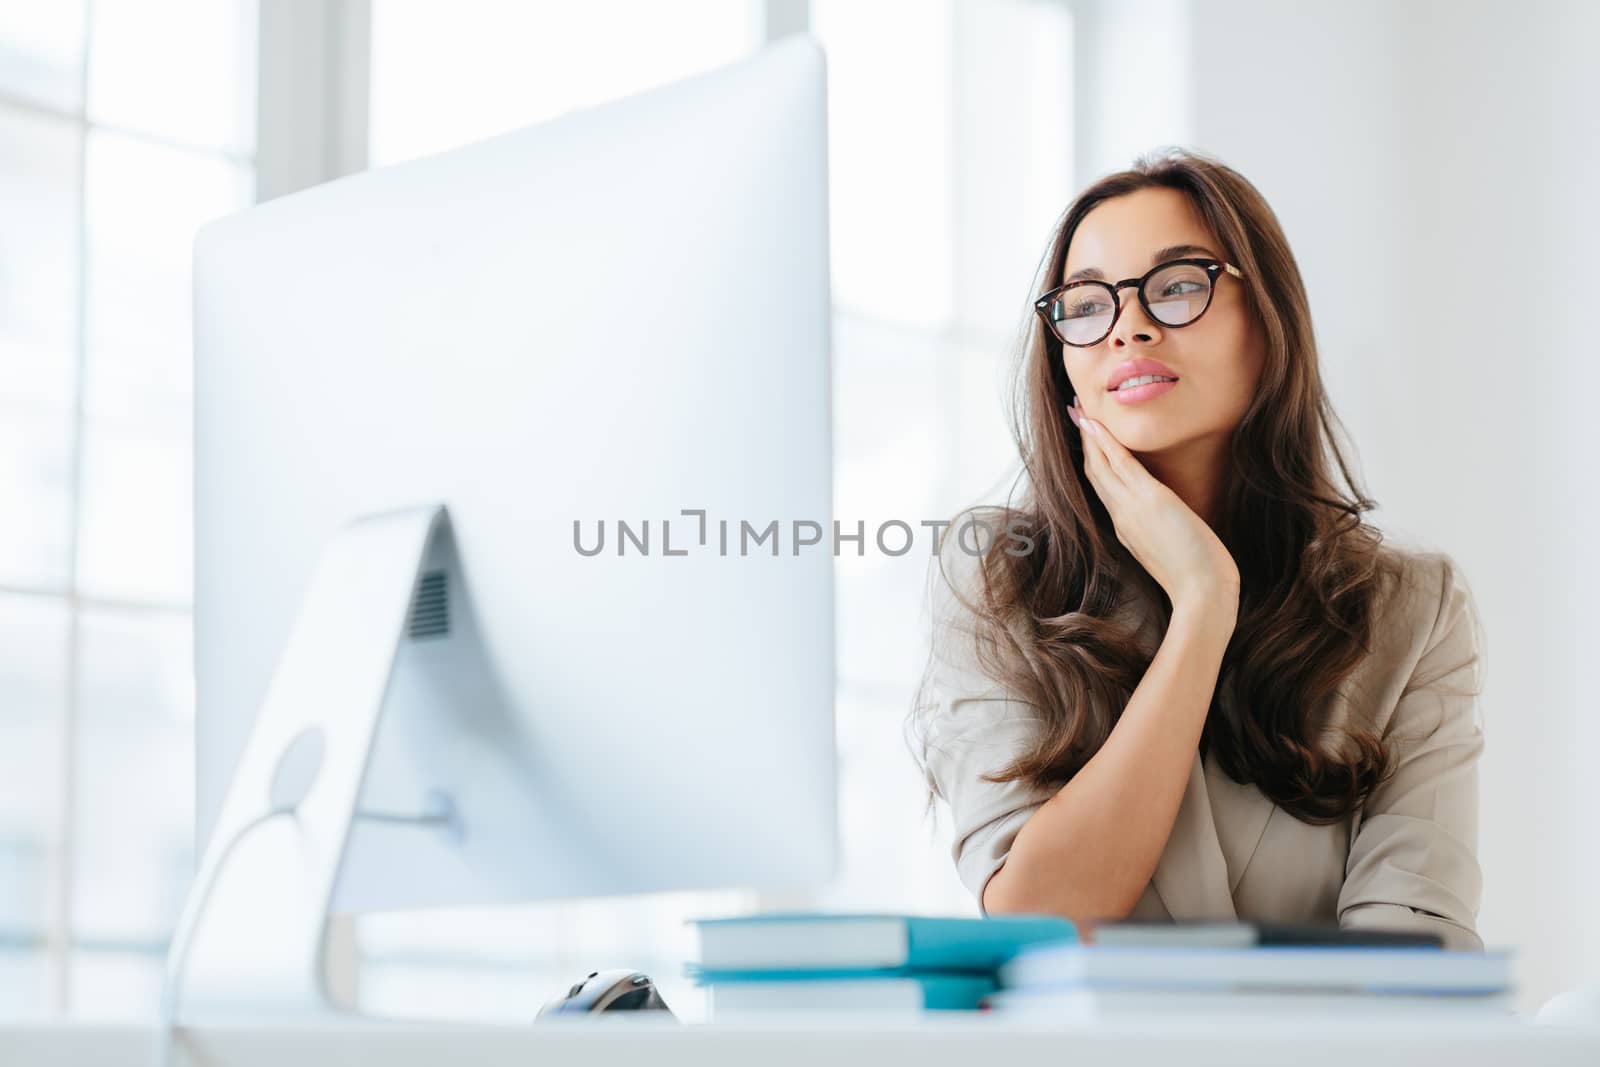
[181,34,836,1016]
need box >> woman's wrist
[1171,580,1239,632]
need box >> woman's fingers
[1078,416,1124,493]
[1080,433,1106,497]
[1082,414,1143,487]
[1078,412,1124,505]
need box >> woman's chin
[1107,423,1182,454]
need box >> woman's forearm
[982,595,1236,921]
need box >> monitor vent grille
[408,570,450,640]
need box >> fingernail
[1068,403,1081,429]
[1080,415,1096,435]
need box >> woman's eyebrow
[1063,243,1220,284]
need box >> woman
[909,147,1486,950]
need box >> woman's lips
[1109,378,1178,405]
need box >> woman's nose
[1109,286,1161,345]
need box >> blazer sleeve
[1338,552,1486,951]
[914,533,1057,914]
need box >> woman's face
[1059,187,1264,456]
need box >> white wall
[1069,0,1600,1013]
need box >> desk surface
[9,1015,1600,1067]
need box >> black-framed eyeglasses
[1034,258,1245,348]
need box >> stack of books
[684,912,1078,1018]
[983,921,1515,1020]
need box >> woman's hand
[1071,396,1240,615]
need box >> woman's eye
[1064,301,1109,319]
[1161,280,1205,297]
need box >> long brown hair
[909,146,1407,825]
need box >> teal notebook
[687,912,1078,975]
[706,971,999,1014]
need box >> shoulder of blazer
[1376,541,1455,643]
[1346,541,1471,734]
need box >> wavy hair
[909,146,1409,825]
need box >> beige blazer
[918,535,1486,951]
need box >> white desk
[8,1015,1600,1067]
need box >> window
[0,0,257,1019]
[368,0,765,167]
[814,0,1072,919]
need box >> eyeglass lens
[1053,261,1214,345]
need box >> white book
[999,945,1510,995]
[1087,922,1260,949]
[1081,921,1441,950]
[982,987,1517,1021]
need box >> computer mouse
[536,968,677,1019]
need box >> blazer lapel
[1203,752,1276,894]
[1149,750,1237,920]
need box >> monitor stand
[161,503,458,1030]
